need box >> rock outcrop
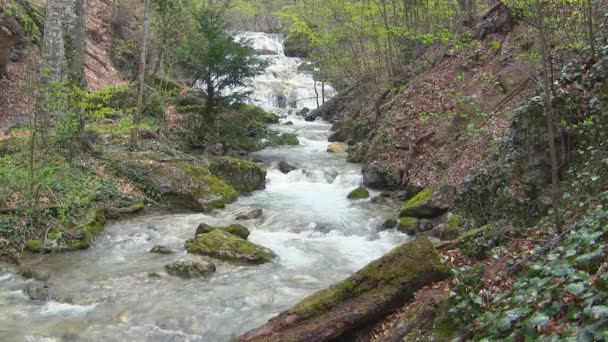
[109,154,237,212]
[236,208,263,221]
[238,237,449,341]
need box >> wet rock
[278,161,296,174]
[148,272,162,278]
[399,185,455,219]
[362,164,404,190]
[297,107,310,116]
[209,157,267,194]
[236,208,263,221]
[150,245,174,255]
[347,186,370,200]
[379,219,398,231]
[284,121,294,126]
[24,283,50,301]
[185,230,276,264]
[165,261,216,279]
[304,112,319,122]
[418,219,434,232]
[398,217,419,235]
[328,122,355,143]
[237,237,450,342]
[196,223,251,240]
[17,266,50,281]
[108,155,237,212]
[327,142,348,153]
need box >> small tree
[176,6,267,134]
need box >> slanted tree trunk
[535,0,562,235]
[131,0,152,145]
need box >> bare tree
[132,0,152,145]
[535,0,562,235]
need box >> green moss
[288,237,449,319]
[398,217,418,235]
[208,157,266,194]
[221,224,250,240]
[432,300,460,338]
[447,212,461,228]
[400,188,433,216]
[24,240,43,252]
[347,186,370,200]
[65,239,91,251]
[440,226,460,241]
[185,229,275,264]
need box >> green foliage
[174,6,268,125]
[265,132,299,147]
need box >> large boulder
[109,155,237,212]
[185,230,275,264]
[165,261,216,279]
[362,164,404,189]
[474,3,515,40]
[196,223,251,240]
[209,157,267,194]
[238,237,450,341]
[347,186,370,200]
[399,186,455,219]
[278,161,296,174]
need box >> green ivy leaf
[524,312,550,326]
[591,306,608,319]
[565,282,586,296]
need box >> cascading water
[0,32,407,341]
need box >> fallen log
[238,237,450,342]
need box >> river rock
[237,237,450,342]
[284,121,294,126]
[150,245,174,255]
[185,230,275,264]
[196,223,250,240]
[23,283,51,301]
[347,186,370,200]
[327,142,348,153]
[165,261,216,279]
[209,157,267,194]
[236,208,263,221]
[278,161,296,174]
[379,219,398,231]
[108,153,237,212]
[399,185,455,219]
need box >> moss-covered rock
[24,240,43,253]
[209,157,267,194]
[398,217,419,235]
[238,237,450,341]
[266,132,299,147]
[196,223,251,240]
[347,186,370,200]
[109,155,237,211]
[185,230,275,264]
[400,186,455,219]
[165,261,216,279]
[447,212,462,228]
[236,208,263,220]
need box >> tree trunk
[38,0,87,138]
[131,0,152,145]
[535,0,562,235]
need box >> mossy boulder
[24,240,43,253]
[195,223,250,240]
[109,155,237,212]
[266,133,299,147]
[236,208,264,221]
[399,186,455,219]
[165,261,216,279]
[185,230,275,264]
[238,237,450,341]
[398,217,419,235]
[379,219,398,231]
[209,157,267,194]
[347,186,370,200]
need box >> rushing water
[0,32,408,342]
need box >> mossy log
[238,237,450,342]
